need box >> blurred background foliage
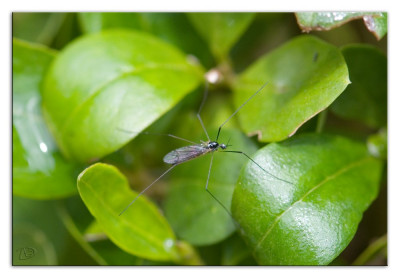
[12,12,387,265]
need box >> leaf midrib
[254,156,373,251]
[59,63,192,141]
[79,177,174,259]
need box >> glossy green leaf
[187,13,255,61]
[363,13,387,40]
[42,29,204,162]
[164,128,257,246]
[331,45,387,128]
[295,12,387,40]
[77,163,180,262]
[12,39,78,199]
[233,35,349,142]
[232,134,382,265]
[78,12,214,68]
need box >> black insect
[119,81,290,216]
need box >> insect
[119,80,291,217]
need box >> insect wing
[163,144,211,164]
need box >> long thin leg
[205,152,245,234]
[197,82,210,141]
[119,164,178,216]
[222,150,294,185]
[215,81,269,141]
[117,128,197,145]
[204,152,234,219]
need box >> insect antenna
[215,81,269,141]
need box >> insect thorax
[207,141,219,149]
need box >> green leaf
[363,13,387,40]
[232,133,383,265]
[77,163,181,262]
[187,13,255,61]
[13,39,78,199]
[233,35,349,142]
[42,29,204,162]
[295,12,387,40]
[331,44,387,128]
[78,12,214,68]
[89,240,146,265]
[164,128,257,246]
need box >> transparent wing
[163,144,211,165]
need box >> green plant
[13,12,387,266]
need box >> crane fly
[119,81,292,217]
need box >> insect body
[119,80,292,217]
[163,141,227,165]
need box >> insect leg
[204,152,234,219]
[215,81,269,141]
[197,82,211,141]
[119,164,179,216]
[222,150,295,185]
[117,128,197,145]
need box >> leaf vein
[59,63,191,142]
[254,156,372,251]
[79,177,172,256]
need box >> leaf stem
[175,241,205,265]
[316,109,328,133]
[352,234,387,265]
[56,202,108,266]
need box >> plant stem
[56,203,108,266]
[352,234,387,265]
[175,241,205,265]
[316,109,328,133]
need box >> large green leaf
[42,29,204,162]
[13,39,78,199]
[77,163,180,262]
[331,44,387,128]
[233,35,349,142]
[164,128,257,246]
[295,12,387,40]
[187,13,255,61]
[78,12,214,68]
[232,134,382,265]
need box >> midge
[119,80,291,216]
